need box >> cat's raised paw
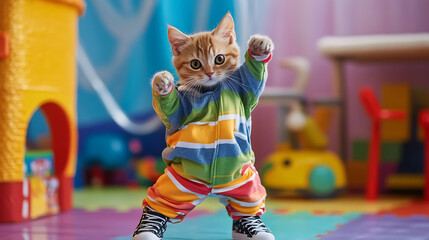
[152,71,174,95]
[248,35,274,56]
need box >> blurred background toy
[359,87,406,200]
[319,35,429,201]
[260,57,346,198]
[419,110,429,201]
[356,84,429,201]
[261,106,347,198]
[262,144,346,198]
[135,156,164,186]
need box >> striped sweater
[153,50,271,186]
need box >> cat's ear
[212,12,236,44]
[168,25,191,56]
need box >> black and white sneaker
[132,206,169,240]
[232,215,275,240]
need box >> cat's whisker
[223,79,242,98]
[179,78,203,100]
[228,77,251,91]
[224,76,250,92]
[222,76,254,101]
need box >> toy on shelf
[384,86,428,192]
[286,103,329,150]
[359,87,406,201]
[0,0,84,222]
[260,57,346,198]
[351,85,429,194]
[348,138,401,193]
[135,156,164,186]
[82,132,131,186]
[381,84,410,142]
[419,110,429,201]
[25,150,60,218]
[260,57,309,143]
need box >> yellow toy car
[261,147,347,198]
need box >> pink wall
[251,0,429,167]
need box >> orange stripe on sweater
[167,119,236,146]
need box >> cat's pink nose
[206,72,214,78]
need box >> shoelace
[239,216,269,234]
[135,209,167,235]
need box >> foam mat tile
[377,201,429,217]
[268,195,411,214]
[320,214,429,240]
[113,211,360,240]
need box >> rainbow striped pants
[143,164,267,222]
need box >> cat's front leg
[152,71,174,95]
[248,35,274,56]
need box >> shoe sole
[232,231,275,240]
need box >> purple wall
[252,0,429,167]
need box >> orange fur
[167,13,240,91]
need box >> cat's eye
[215,54,225,65]
[190,59,202,69]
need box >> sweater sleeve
[231,50,271,111]
[152,86,186,129]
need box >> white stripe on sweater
[180,114,247,130]
[175,139,237,149]
[211,173,256,194]
[166,170,206,200]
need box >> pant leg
[213,164,267,219]
[143,166,211,222]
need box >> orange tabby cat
[134,13,275,240]
[153,15,272,94]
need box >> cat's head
[167,13,239,91]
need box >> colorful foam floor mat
[1,187,429,240]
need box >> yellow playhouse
[0,0,84,222]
